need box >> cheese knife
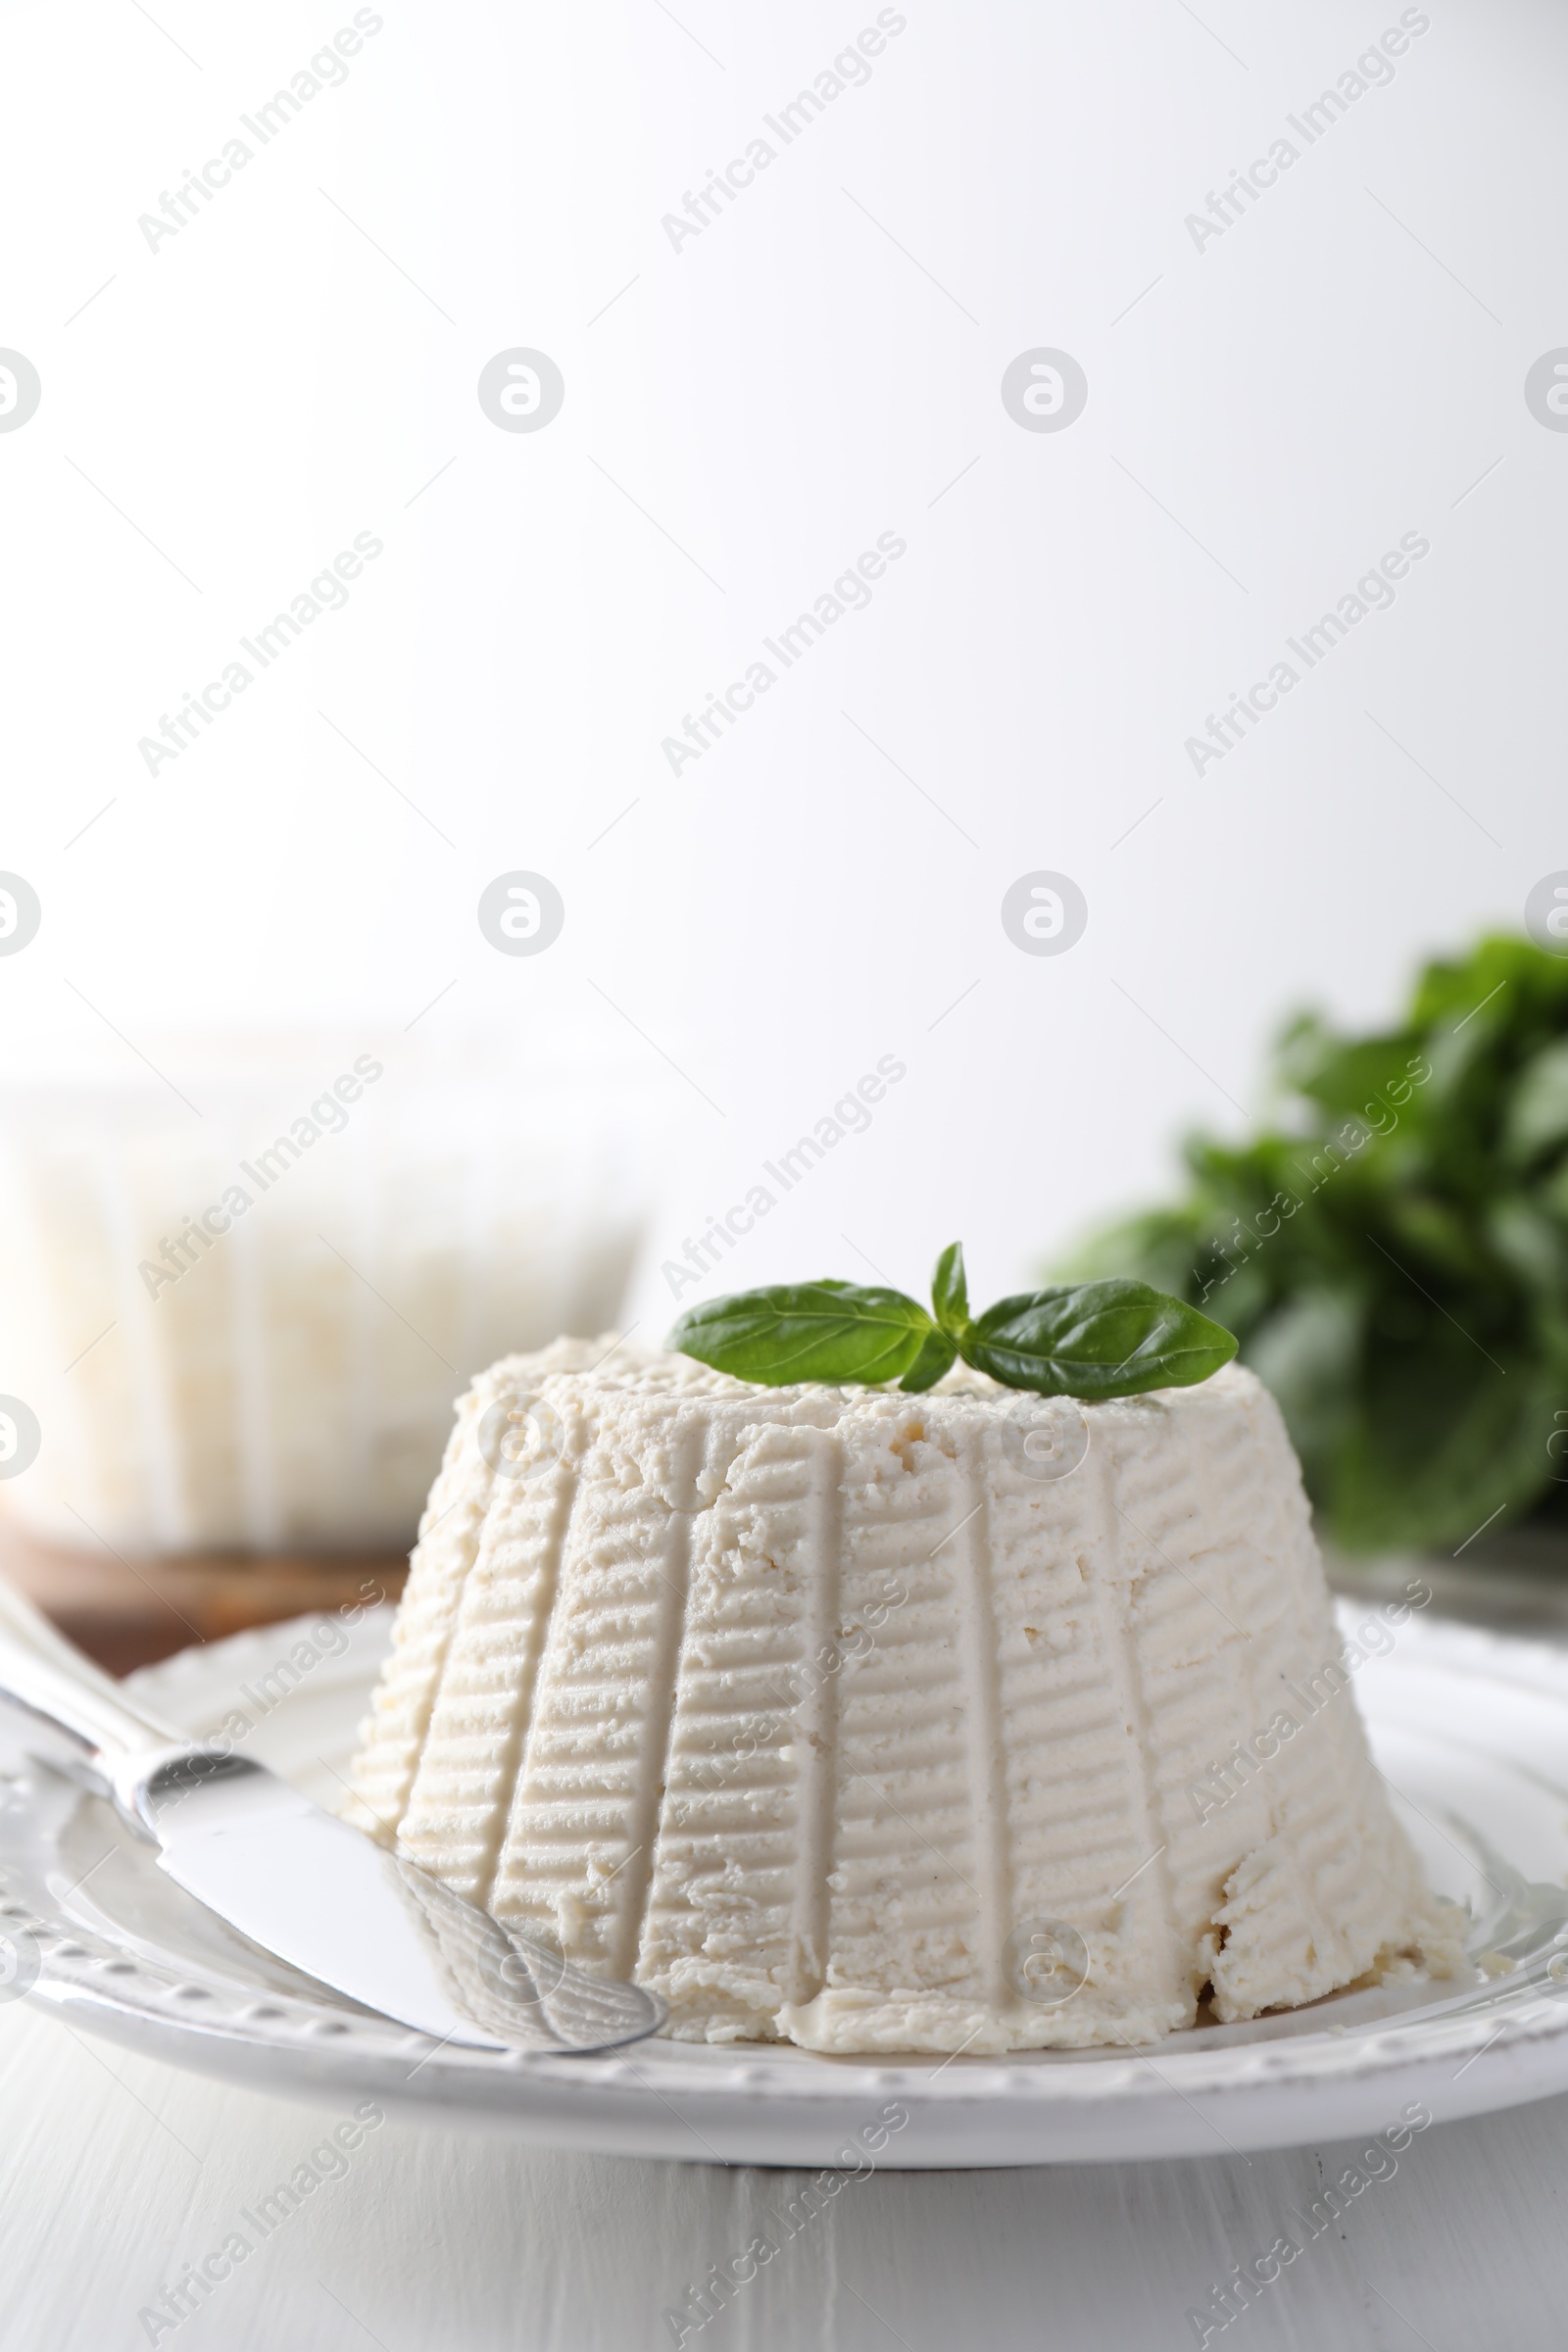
[0,1577,664,2055]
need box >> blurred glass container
[0,1033,660,1553]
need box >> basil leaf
[898,1325,958,1393]
[930,1241,971,1339]
[668,1280,938,1387]
[667,1256,1236,1404]
[1330,1330,1549,1555]
[1505,1037,1568,1164]
[962,1278,1238,1398]
[1071,935,1568,1549]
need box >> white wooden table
[3,1984,1566,2351]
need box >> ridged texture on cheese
[346,1347,1453,2050]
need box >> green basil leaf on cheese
[929,1240,972,1341]
[668,1281,939,1388]
[667,1254,1238,1402]
[897,1324,959,1394]
[962,1278,1238,1399]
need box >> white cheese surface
[346,1344,1454,2050]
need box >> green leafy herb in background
[1064,936,1568,1557]
[667,1245,1236,1398]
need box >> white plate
[3,1602,1568,2168]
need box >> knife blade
[0,1578,663,2055]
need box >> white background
[4,14,1568,2346]
[1,0,1561,1337]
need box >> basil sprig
[666,1244,1237,1399]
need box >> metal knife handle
[0,1572,194,1787]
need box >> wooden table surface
[0,1520,409,1676]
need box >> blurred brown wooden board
[0,1523,409,1676]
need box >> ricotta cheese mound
[344,1340,1456,2051]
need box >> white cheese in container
[0,1037,658,1553]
